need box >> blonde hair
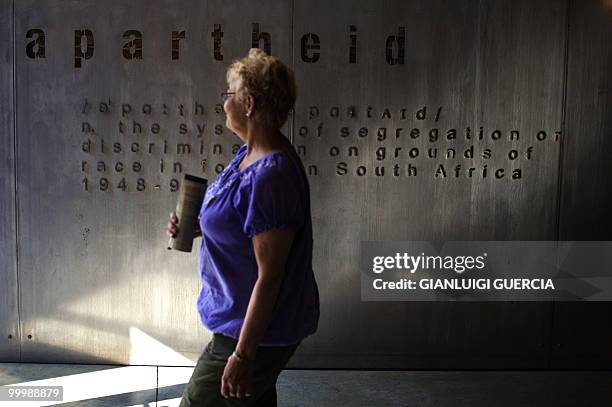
[226,48,297,129]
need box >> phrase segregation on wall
[78,99,560,193]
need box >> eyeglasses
[221,92,236,102]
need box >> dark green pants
[179,333,300,406]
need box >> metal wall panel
[291,0,564,368]
[10,0,609,369]
[15,0,292,364]
[0,0,20,362]
[553,0,612,368]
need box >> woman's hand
[166,212,179,238]
[166,212,202,238]
[221,353,254,399]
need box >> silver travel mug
[167,174,208,252]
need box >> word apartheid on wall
[26,24,408,67]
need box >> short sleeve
[232,166,305,238]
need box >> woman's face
[223,78,248,136]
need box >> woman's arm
[235,227,295,360]
[220,227,295,399]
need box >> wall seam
[11,0,22,362]
[290,0,295,146]
[549,0,572,369]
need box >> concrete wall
[552,0,612,369]
[0,0,610,368]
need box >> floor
[0,363,610,406]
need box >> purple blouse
[196,143,320,346]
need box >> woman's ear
[246,94,255,116]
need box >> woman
[167,48,320,406]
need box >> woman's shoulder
[240,146,299,178]
[233,149,304,201]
